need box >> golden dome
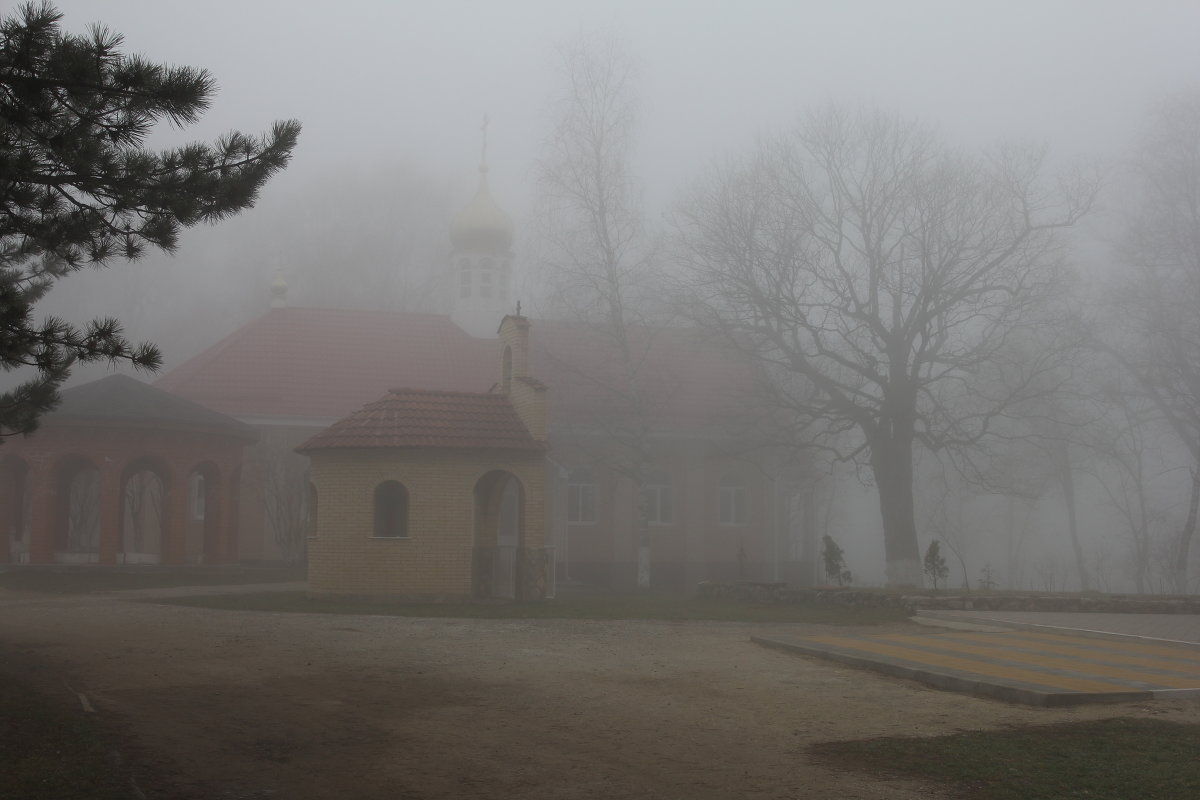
[450,169,514,252]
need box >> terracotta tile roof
[297,388,543,452]
[529,320,762,436]
[157,307,763,436]
[155,308,496,420]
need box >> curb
[750,635,1154,708]
[913,611,1200,652]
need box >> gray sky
[48,0,1200,216]
[27,0,1200,586]
[33,0,1200,376]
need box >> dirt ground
[3,589,1200,800]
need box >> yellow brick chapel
[299,315,550,601]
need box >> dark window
[640,469,672,525]
[306,483,319,538]
[459,258,472,298]
[719,474,747,525]
[373,481,409,538]
[567,467,597,524]
[190,473,206,521]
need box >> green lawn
[0,565,304,594]
[811,717,1200,800]
[152,589,912,624]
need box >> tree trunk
[1059,448,1090,591]
[634,474,651,589]
[1175,465,1200,595]
[870,430,923,587]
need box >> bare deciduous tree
[1081,387,1174,593]
[254,433,310,565]
[533,32,661,587]
[674,106,1096,585]
[1108,91,1200,593]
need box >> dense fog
[13,0,1200,590]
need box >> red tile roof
[156,308,496,420]
[528,319,761,436]
[157,307,763,436]
[297,388,542,452]
[49,374,256,440]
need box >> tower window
[460,269,472,299]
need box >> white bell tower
[449,116,514,338]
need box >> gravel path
[3,589,1199,799]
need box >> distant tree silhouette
[821,535,852,586]
[923,539,948,590]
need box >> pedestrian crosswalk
[753,628,1200,706]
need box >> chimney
[497,314,546,441]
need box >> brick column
[97,465,123,565]
[162,473,189,565]
[0,462,13,565]
[28,459,56,564]
[683,448,708,588]
[223,470,242,564]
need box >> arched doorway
[187,463,223,565]
[0,456,31,564]
[56,457,100,564]
[120,461,168,564]
[473,470,524,599]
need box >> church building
[1,152,817,591]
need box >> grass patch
[811,717,1200,800]
[0,565,304,594]
[151,589,911,624]
[0,654,135,799]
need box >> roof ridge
[386,387,504,398]
[156,308,277,390]
[298,387,542,453]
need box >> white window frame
[718,475,746,526]
[640,470,673,526]
[567,468,597,525]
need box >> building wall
[0,425,247,566]
[547,435,791,591]
[236,423,325,563]
[307,447,544,599]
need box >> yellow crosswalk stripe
[1000,630,1200,664]
[802,635,1137,693]
[948,631,1200,672]
[859,633,1200,689]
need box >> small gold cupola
[451,115,515,339]
[449,116,514,252]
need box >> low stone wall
[696,581,1200,615]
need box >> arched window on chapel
[373,481,409,538]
